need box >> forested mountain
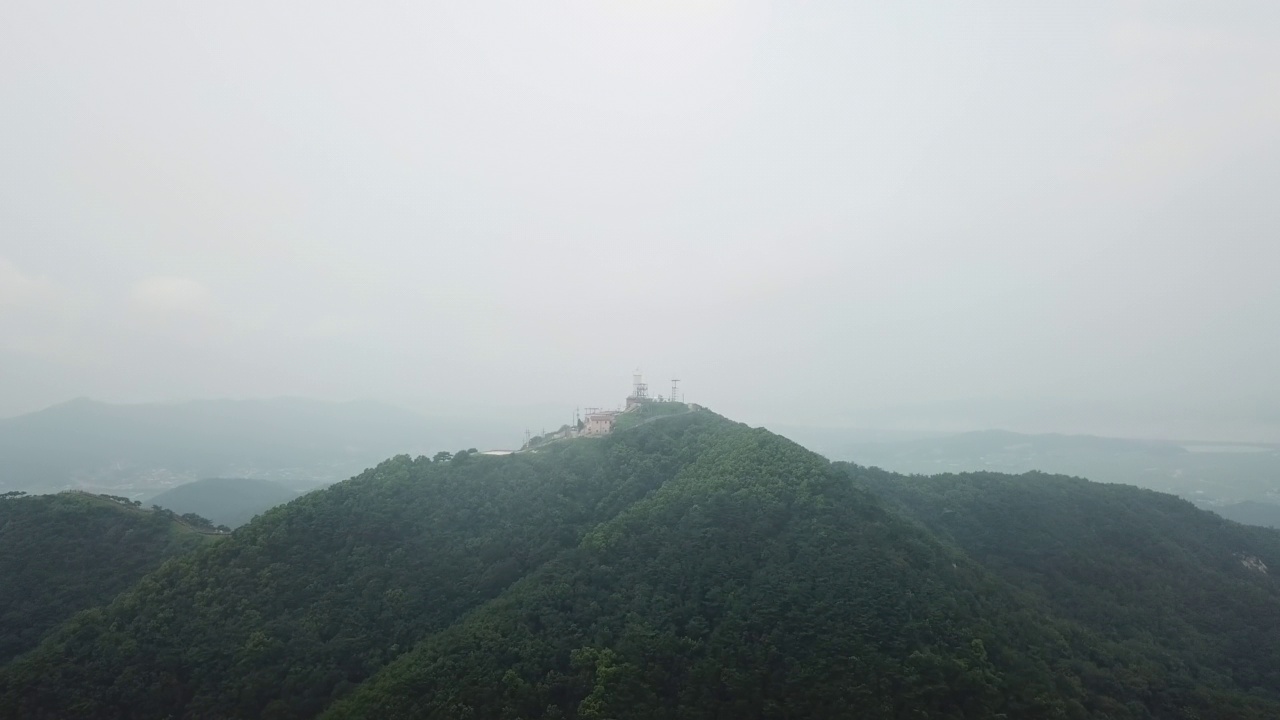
[854,467,1280,717]
[148,477,301,528]
[0,492,213,665]
[325,422,1076,720]
[0,412,720,719]
[2,410,1279,719]
[0,397,510,495]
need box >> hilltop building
[520,370,687,450]
[583,410,620,436]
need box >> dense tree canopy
[851,466,1280,718]
[2,412,1279,719]
[0,492,212,664]
[0,413,725,719]
[326,427,1082,720]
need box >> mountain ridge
[2,410,1279,718]
[0,492,214,664]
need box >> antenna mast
[632,368,648,399]
[671,378,680,403]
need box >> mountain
[0,409,716,719]
[1,409,1279,719]
[1213,500,1280,529]
[148,478,302,528]
[324,421,1074,720]
[0,397,513,495]
[855,467,1280,717]
[0,492,214,664]
[792,427,1280,507]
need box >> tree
[179,512,216,531]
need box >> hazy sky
[2,1,1278,441]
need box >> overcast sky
[2,1,1278,441]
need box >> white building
[583,411,619,436]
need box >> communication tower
[632,369,649,399]
[671,378,680,403]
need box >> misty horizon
[5,392,1278,448]
[3,2,1278,443]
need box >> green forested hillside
[2,412,1280,719]
[148,477,301,528]
[0,492,212,664]
[0,413,726,719]
[853,467,1280,716]
[325,426,1081,720]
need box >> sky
[2,1,1278,441]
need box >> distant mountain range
[1215,500,1280,529]
[780,426,1280,513]
[148,477,302,528]
[0,397,516,495]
